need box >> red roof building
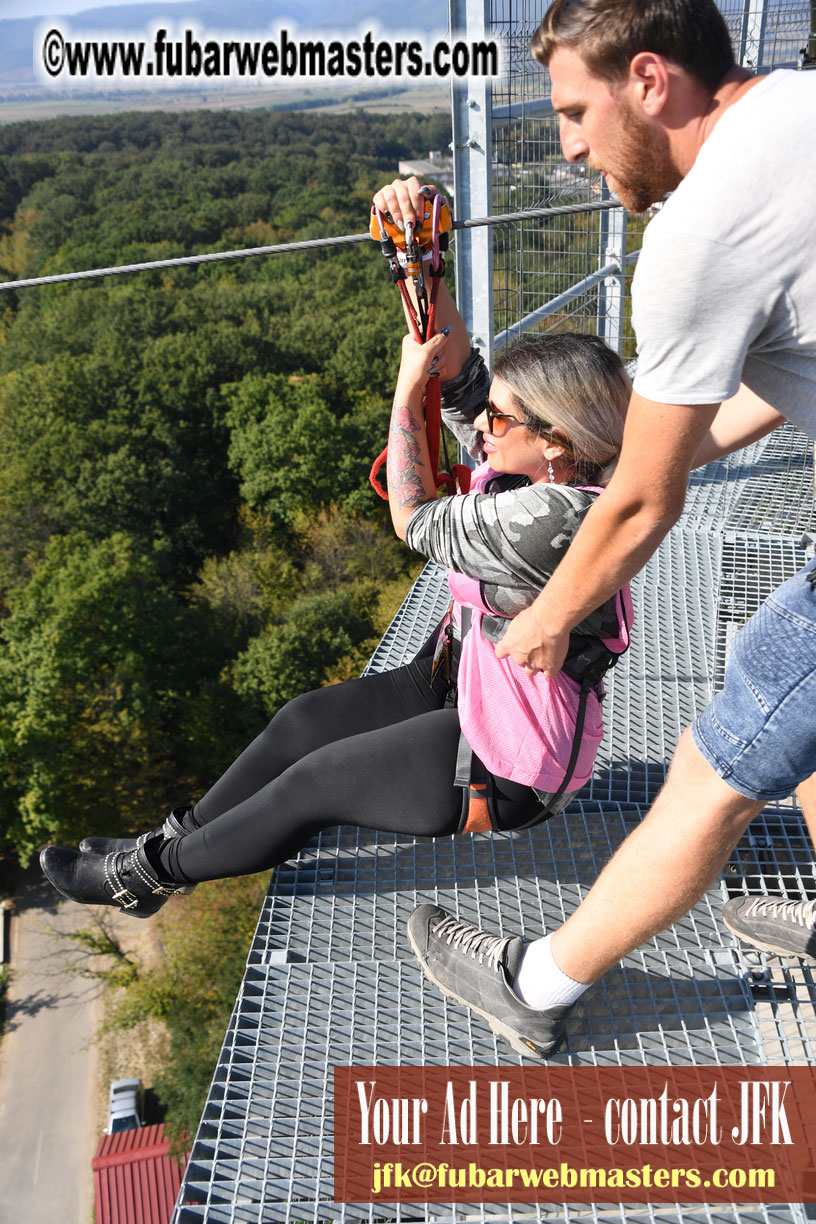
[93,1123,188,1224]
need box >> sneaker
[406,903,573,1058]
[722,894,816,959]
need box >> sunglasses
[484,401,526,436]
[484,400,553,439]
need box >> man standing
[407,0,816,1059]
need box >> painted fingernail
[397,221,405,232]
[441,325,452,336]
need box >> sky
[1,0,191,17]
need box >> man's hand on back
[495,610,570,677]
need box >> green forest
[0,107,454,860]
[0,106,451,1135]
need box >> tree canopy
[0,106,451,861]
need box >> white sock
[512,933,589,1009]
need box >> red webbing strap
[370,269,471,499]
[370,201,469,500]
[424,366,442,481]
[368,443,390,499]
[399,275,425,345]
[370,277,424,499]
[368,443,389,499]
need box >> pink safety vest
[446,465,633,793]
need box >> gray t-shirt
[632,70,816,436]
[404,350,622,644]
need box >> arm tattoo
[388,404,429,507]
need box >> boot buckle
[112,886,139,910]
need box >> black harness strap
[453,607,492,831]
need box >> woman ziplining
[39,177,632,1059]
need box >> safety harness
[369,192,471,498]
[454,592,631,834]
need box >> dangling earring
[547,459,555,484]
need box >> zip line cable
[0,200,619,292]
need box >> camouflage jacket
[404,349,621,644]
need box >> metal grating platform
[172,430,816,1223]
[250,801,731,965]
[175,954,761,1224]
[679,424,816,538]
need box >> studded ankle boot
[78,808,197,895]
[40,830,190,919]
[79,806,192,855]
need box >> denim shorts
[692,557,816,802]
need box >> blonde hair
[492,331,630,485]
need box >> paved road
[0,868,102,1224]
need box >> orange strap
[461,782,491,834]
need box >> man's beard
[605,101,680,213]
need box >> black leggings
[164,646,546,884]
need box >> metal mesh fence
[487,0,640,359]
[482,0,811,357]
[718,0,813,70]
